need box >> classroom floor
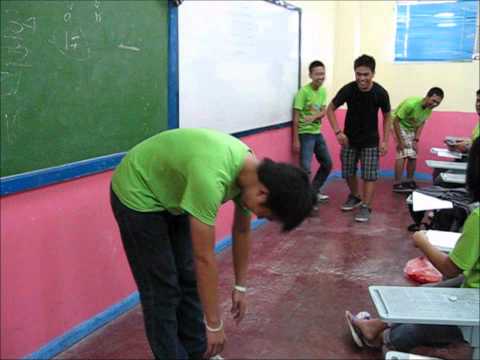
[55,178,427,359]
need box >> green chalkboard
[0,0,169,177]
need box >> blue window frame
[395,1,479,62]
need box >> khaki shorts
[396,127,417,159]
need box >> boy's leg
[394,158,406,183]
[385,323,465,353]
[312,133,333,194]
[406,158,417,181]
[299,134,315,177]
[169,214,207,358]
[359,147,379,207]
[341,146,362,210]
[110,190,183,359]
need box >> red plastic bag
[404,256,443,284]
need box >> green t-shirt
[293,83,327,134]
[393,96,432,131]
[111,128,251,226]
[449,207,480,288]
[472,121,479,141]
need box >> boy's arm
[327,102,348,146]
[392,116,405,151]
[380,111,391,156]
[292,109,301,153]
[412,231,462,278]
[230,204,251,324]
[413,123,425,151]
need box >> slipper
[345,311,377,349]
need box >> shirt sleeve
[293,88,305,111]
[395,101,414,120]
[331,83,351,109]
[449,210,480,272]
[180,168,224,226]
[379,88,391,114]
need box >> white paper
[431,147,462,159]
[412,191,453,212]
[426,230,461,252]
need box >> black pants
[110,189,206,359]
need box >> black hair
[354,54,376,73]
[477,89,480,96]
[257,158,314,231]
[466,137,480,202]
[427,87,444,99]
[309,60,325,73]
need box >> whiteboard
[178,0,300,134]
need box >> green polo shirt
[293,83,327,134]
[449,208,480,288]
[393,96,433,131]
[111,128,251,225]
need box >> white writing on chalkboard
[1,8,36,97]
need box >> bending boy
[392,87,444,192]
[110,128,313,359]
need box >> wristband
[204,319,223,332]
[234,285,247,293]
[335,130,342,135]
[413,139,419,142]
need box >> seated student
[392,88,444,192]
[446,89,480,154]
[111,128,314,359]
[432,89,479,186]
[345,137,480,358]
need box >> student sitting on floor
[345,137,480,359]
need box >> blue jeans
[299,133,332,193]
[110,189,206,359]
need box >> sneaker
[341,194,362,211]
[407,180,417,190]
[355,204,371,222]
[392,182,412,193]
[317,193,329,202]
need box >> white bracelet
[204,319,223,332]
[234,285,247,293]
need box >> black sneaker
[341,194,362,211]
[407,180,417,190]
[392,183,412,193]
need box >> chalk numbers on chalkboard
[1,9,36,97]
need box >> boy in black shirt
[326,55,391,222]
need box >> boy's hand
[204,327,226,358]
[292,140,300,154]
[396,140,406,152]
[336,132,348,146]
[303,114,316,123]
[412,230,428,248]
[379,141,388,156]
[231,289,247,325]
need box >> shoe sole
[392,188,412,193]
[355,217,369,222]
[341,202,362,211]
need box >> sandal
[345,310,377,349]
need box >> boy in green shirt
[110,128,314,359]
[292,60,332,202]
[392,87,444,192]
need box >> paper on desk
[430,147,462,159]
[412,191,453,211]
[426,230,461,252]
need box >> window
[395,0,479,62]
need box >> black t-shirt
[332,81,391,148]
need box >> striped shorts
[341,146,379,181]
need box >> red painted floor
[56,179,424,359]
